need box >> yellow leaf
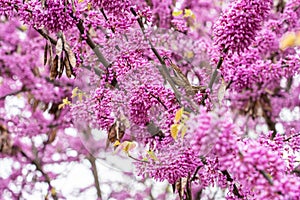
[279,32,296,50]
[174,107,184,123]
[71,87,85,102]
[63,97,71,104]
[191,14,196,20]
[184,51,194,59]
[184,9,196,19]
[58,97,71,109]
[113,140,120,147]
[147,150,158,161]
[181,125,187,139]
[71,87,78,98]
[121,141,137,154]
[142,157,149,162]
[19,25,27,31]
[51,188,56,196]
[17,93,22,99]
[87,3,92,10]
[170,124,179,140]
[172,10,183,17]
[295,31,300,46]
[78,93,83,102]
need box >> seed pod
[45,128,57,144]
[44,42,48,65]
[50,55,59,80]
[64,57,72,78]
[32,100,40,112]
[58,55,64,78]
[55,37,63,57]
[65,43,76,68]
[106,121,126,148]
[0,125,11,154]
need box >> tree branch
[208,56,224,91]
[19,149,58,200]
[284,133,300,142]
[87,154,102,199]
[130,8,198,112]
[75,19,110,68]
[34,28,57,45]
[0,88,27,100]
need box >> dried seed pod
[64,57,72,78]
[44,41,48,65]
[48,103,62,119]
[48,103,59,114]
[43,103,49,112]
[41,0,47,8]
[64,43,76,68]
[170,62,190,86]
[172,177,188,200]
[48,41,53,66]
[106,121,126,148]
[45,128,57,144]
[164,56,206,95]
[32,67,41,77]
[0,125,12,154]
[32,100,40,112]
[55,37,63,57]
[58,55,64,78]
[50,55,59,80]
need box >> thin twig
[258,169,274,185]
[208,56,224,91]
[284,133,300,142]
[130,8,198,112]
[75,19,110,68]
[34,28,57,45]
[87,154,102,199]
[128,154,149,163]
[20,150,58,200]
[0,88,27,100]
[191,166,201,181]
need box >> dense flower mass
[20,1,77,32]
[129,84,179,130]
[91,0,136,31]
[1,0,300,199]
[136,143,201,184]
[213,0,273,54]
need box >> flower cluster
[186,107,300,199]
[0,0,21,17]
[229,138,300,199]
[91,0,136,32]
[281,0,300,32]
[92,87,114,130]
[2,0,300,199]
[129,84,178,129]
[20,1,77,32]
[136,143,201,184]
[187,107,215,155]
[149,0,173,28]
[112,49,147,81]
[213,0,272,54]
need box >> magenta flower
[20,1,77,32]
[213,0,272,54]
[136,143,201,184]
